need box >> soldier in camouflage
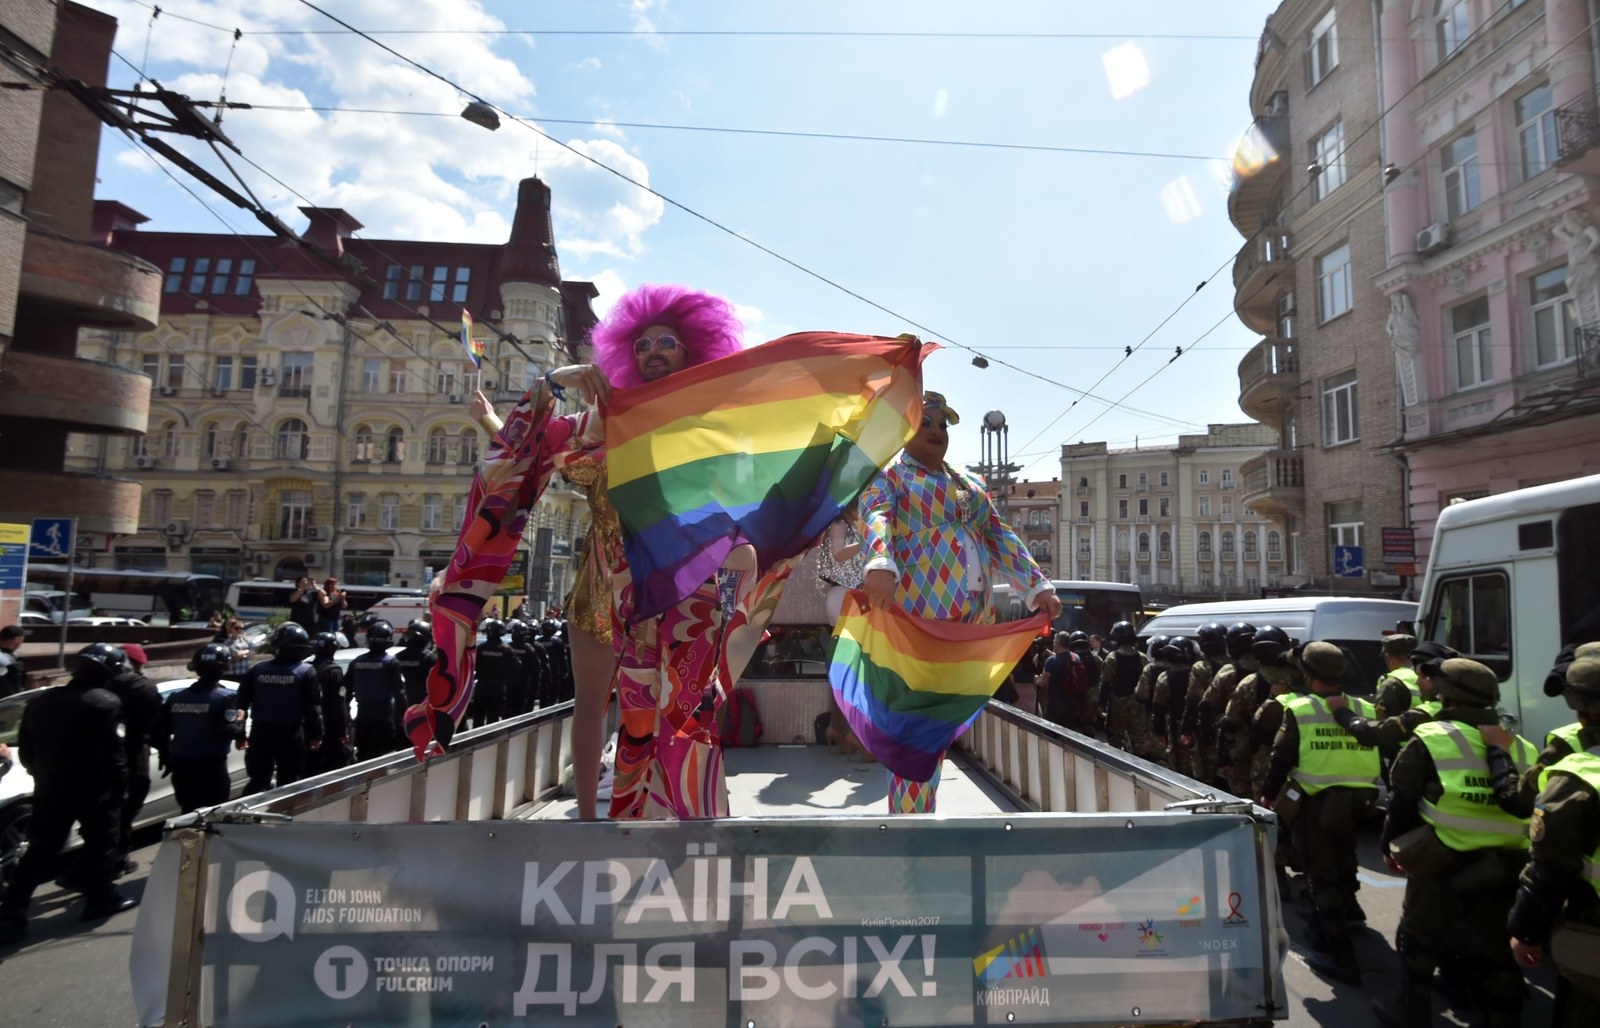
[1206,622,1258,796]
[1179,621,1228,786]
[1098,621,1151,758]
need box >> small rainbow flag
[460,308,483,367]
[606,332,927,623]
[830,591,1048,781]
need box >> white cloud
[1101,42,1151,101]
[565,57,602,72]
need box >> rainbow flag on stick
[606,332,928,623]
[461,308,484,367]
[830,591,1049,781]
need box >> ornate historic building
[69,178,597,607]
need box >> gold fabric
[562,452,621,644]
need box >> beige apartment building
[1058,424,1287,601]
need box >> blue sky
[85,0,1282,475]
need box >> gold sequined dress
[562,452,623,645]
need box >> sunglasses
[633,334,682,356]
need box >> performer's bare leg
[570,628,615,821]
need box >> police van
[1416,472,1600,746]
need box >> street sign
[1333,545,1365,578]
[0,523,28,590]
[29,517,75,560]
[499,574,526,593]
[1380,526,1415,562]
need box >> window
[379,494,399,531]
[1435,0,1469,61]
[1137,498,1149,517]
[1137,532,1150,554]
[280,352,313,397]
[276,418,309,460]
[235,424,250,461]
[1317,244,1353,321]
[459,429,480,465]
[279,490,313,541]
[210,258,233,294]
[240,355,258,390]
[1308,8,1338,86]
[352,425,375,462]
[427,428,449,464]
[1159,531,1171,554]
[1198,494,1211,517]
[385,428,405,464]
[155,421,177,458]
[1327,499,1364,551]
[142,353,161,382]
[1158,471,1169,487]
[1221,468,1234,486]
[1079,565,1090,579]
[214,356,234,392]
[1198,469,1210,485]
[1079,500,1089,518]
[436,362,459,396]
[1517,85,1557,180]
[1117,499,1129,519]
[163,258,185,294]
[1244,530,1258,553]
[1222,531,1235,554]
[347,493,367,530]
[234,259,256,296]
[166,355,185,390]
[150,490,173,528]
[202,423,222,458]
[1311,121,1346,200]
[426,266,471,303]
[1277,292,1297,338]
[422,494,443,532]
[1322,368,1359,445]
[1442,131,1480,218]
[1117,474,1127,489]
[405,266,425,302]
[1530,267,1578,367]
[1222,497,1234,515]
[453,495,468,532]
[1158,497,1170,517]
[383,265,402,301]
[225,490,247,530]
[188,257,211,294]
[1137,471,1148,488]
[361,358,382,392]
[390,361,408,394]
[1268,530,1282,554]
[1427,571,1511,678]
[1198,530,1213,553]
[1451,296,1492,389]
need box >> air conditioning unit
[158,385,176,396]
[306,526,327,541]
[133,455,157,469]
[1417,222,1451,256]
[304,553,323,568]
[448,394,463,404]
[242,564,258,578]
[210,387,226,397]
[163,520,189,537]
[210,457,232,471]
[252,551,270,563]
[259,368,277,386]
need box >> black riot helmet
[509,619,532,644]
[481,618,506,641]
[1067,631,1092,654]
[312,631,341,661]
[540,618,559,639]
[366,619,396,651]
[1161,637,1199,666]
[274,623,313,660]
[1195,622,1228,658]
[402,619,433,648]
[1146,635,1171,662]
[1108,621,1137,647]
[68,642,128,686]
[189,642,232,681]
[1224,622,1258,660]
[1250,625,1293,665]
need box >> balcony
[1580,324,1600,378]
[0,352,151,434]
[1267,549,1284,562]
[1238,337,1299,428]
[1114,549,1131,561]
[1197,548,1214,561]
[1238,449,1305,518]
[0,471,142,536]
[1232,229,1293,335]
[1157,549,1172,561]
[19,232,162,331]
[1136,549,1152,561]
[1555,94,1600,178]
[1221,548,1237,560]
[1075,485,1089,496]
[1227,109,1289,233]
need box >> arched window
[235,423,250,460]
[202,422,222,458]
[1137,532,1150,553]
[1222,530,1235,551]
[276,418,308,460]
[386,427,405,463]
[352,424,375,462]
[1268,530,1282,551]
[459,428,480,465]
[1159,531,1171,553]
[1435,0,1469,60]
[427,427,449,464]
[1117,531,1129,550]
[1244,530,1258,551]
[1198,530,1212,551]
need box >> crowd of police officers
[0,613,575,947]
[1057,616,1600,1026]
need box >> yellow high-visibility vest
[1283,693,1380,794]
[1414,719,1536,852]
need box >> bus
[23,566,226,625]
[992,579,1145,639]
[224,580,427,623]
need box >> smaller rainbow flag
[830,591,1048,781]
[460,308,483,367]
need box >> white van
[363,596,431,628]
[1136,596,1418,694]
[1416,473,1600,746]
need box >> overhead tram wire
[285,0,1202,431]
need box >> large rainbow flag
[607,332,927,623]
[830,591,1049,781]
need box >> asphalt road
[0,826,1563,1026]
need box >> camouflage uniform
[1207,655,1259,796]
[1220,663,1297,800]
[1153,663,1193,774]
[1180,656,1224,784]
[1099,646,1153,759]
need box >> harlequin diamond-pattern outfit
[860,452,1052,812]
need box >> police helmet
[1411,640,1459,680]
[1298,641,1347,683]
[68,642,127,685]
[1160,637,1198,666]
[401,619,432,647]
[274,622,313,660]
[1561,658,1600,714]
[189,642,232,680]
[366,619,396,650]
[1108,621,1137,646]
[540,618,559,639]
[1250,625,1292,665]
[1225,622,1257,660]
[481,618,506,641]
[1066,630,1092,653]
[1432,658,1500,706]
[312,631,341,660]
[1146,635,1171,662]
[1195,622,1228,657]
[509,619,532,644]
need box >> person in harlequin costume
[860,391,1061,814]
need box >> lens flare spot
[1231,122,1280,182]
[1160,176,1204,224]
[933,88,949,118]
[1102,42,1151,101]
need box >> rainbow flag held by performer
[607,332,928,623]
[830,591,1048,782]
[460,309,484,367]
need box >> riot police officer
[1098,621,1148,754]
[347,620,407,762]
[309,632,351,772]
[472,618,520,728]
[1179,621,1228,786]
[1153,637,1199,771]
[535,618,568,708]
[506,619,543,716]
[1203,622,1258,795]
[104,643,163,875]
[237,624,323,793]
[157,643,245,813]
[394,619,435,708]
[1223,626,1302,802]
[0,644,136,944]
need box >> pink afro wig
[588,283,745,390]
